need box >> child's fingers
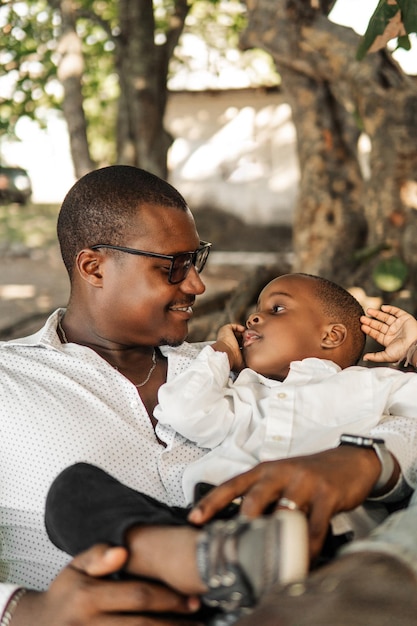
[361,322,386,341]
[364,309,396,326]
[362,350,392,363]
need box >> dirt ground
[0,209,293,341]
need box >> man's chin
[158,333,188,347]
[158,320,190,347]
[162,339,185,347]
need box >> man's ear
[321,323,347,350]
[75,249,104,287]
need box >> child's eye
[272,305,284,313]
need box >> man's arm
[188,445,395,560]
[7,544,201,625]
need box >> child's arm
[155,342,241,448]
[361,305,417,365]
[155,324,247,448]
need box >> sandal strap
[196,518,256,611]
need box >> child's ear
[321,323,347,349]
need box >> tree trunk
[55,0,95,178]
[116,0,189,178]
[242,0,417,306]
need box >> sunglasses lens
[169,244,211,284]
[171,254,193,284]
[195,245,210,272]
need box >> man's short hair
[57,165,188,278]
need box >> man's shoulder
[0,309,63,351]
[0,328,44,348]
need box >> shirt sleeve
[155,345,239,448]
[370,413,417,494]
[368,370,417,493]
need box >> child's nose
[246,313,261,327]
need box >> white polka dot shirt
[0,309,209,609]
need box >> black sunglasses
[91,241,212,284]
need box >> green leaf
[372,257,408,292]
[395,33,411,51]
[356,0,401,60]
[396,0,417,34]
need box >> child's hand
[212,323,246,371]
[361,305,417,364]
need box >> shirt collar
[237,357,341,386]
[1,308,65,351]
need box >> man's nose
[180,265,206,295]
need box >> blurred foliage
[172,1,277,88]
[1,0,118,163]
[0,0,279,165]
[0,201,59,250]
[0,1,58,134]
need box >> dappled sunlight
[400,181,417,210]
[169,100,296,180]
[0,284,35,300]
[167,93,300,225]
[0,283,55,312]
[179,107,261,180]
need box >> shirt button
[130,400,139,408]
[277,392,287,399]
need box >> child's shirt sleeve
[154,345,237,448]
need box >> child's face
[242,274,329,380]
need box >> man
[0,165,209,624]
[0,165,414,625]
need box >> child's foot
[126,509,308,612]
[196,510,308,611]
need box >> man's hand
[11,544,202,625]
[361,305,417,364]
[188,447,383,560]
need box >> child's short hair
[297,273,366,365]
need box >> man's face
[96,203,206,347]
[242,274,328,380]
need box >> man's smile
[169,300,195,317]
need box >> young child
[153,274,414,506]
[45,274,417,617]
